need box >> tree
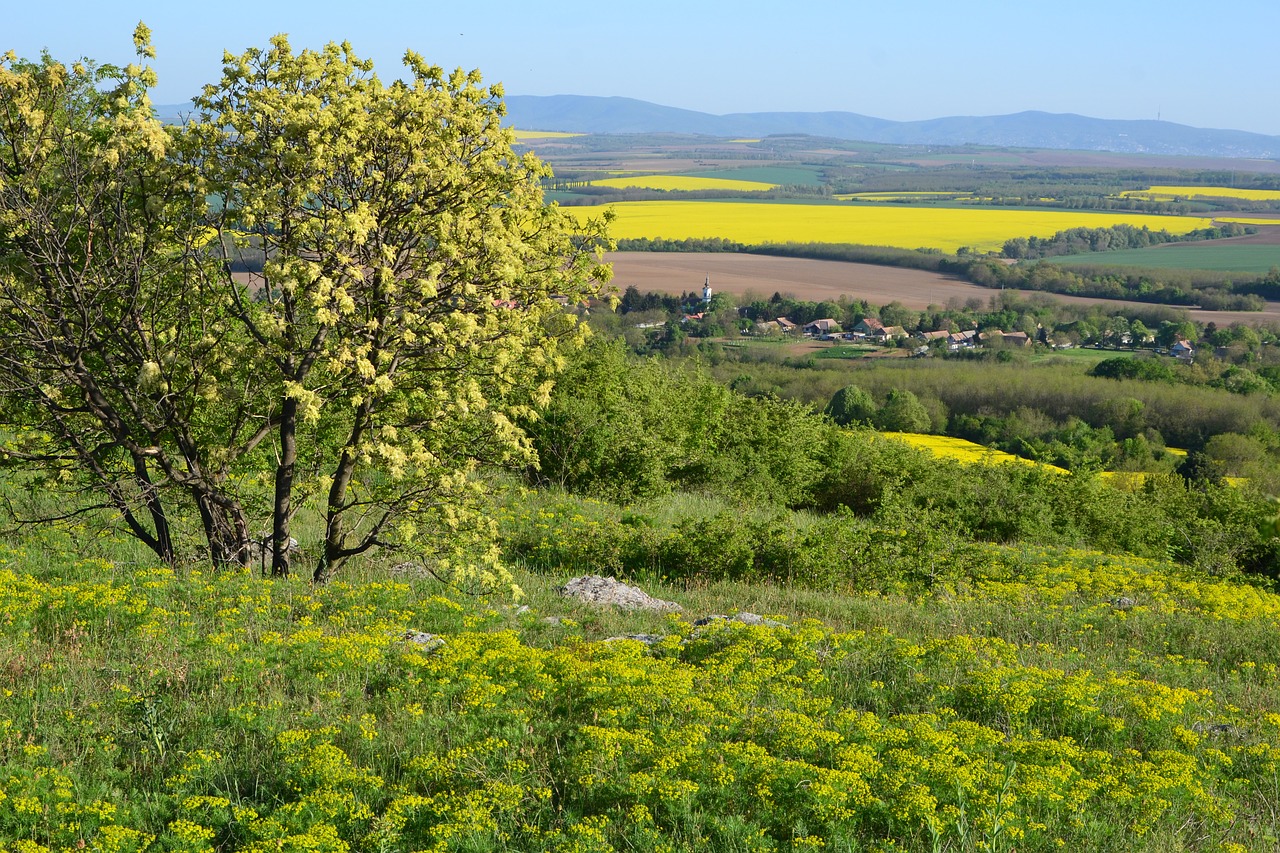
[0,28,241,568]
[824,385,877,427]
[0,30,611,584]
[874,390,932,433]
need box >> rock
[556,575,682,612]
[400,631,445,652]
[1110,596,1136,611]
[1192,721,1242,739]
[541,616,563,625]
[694,612,786,628]
[604,633,666,645]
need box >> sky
[8,0,1280,136]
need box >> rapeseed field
[591,175,778,192]
[881,432,1068,473]
[568,201,1214,253]
[1123,186,1280,202]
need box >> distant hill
[502,95,1280,160]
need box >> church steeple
[702,276,712,305]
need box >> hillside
[502,94,1280,160]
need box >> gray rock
[400,631,445,651]
[1192,721,1242,739]
[556,575,682,612]
[694,612,786,628]
[1110,596,1136,611]
[604,633,666,645]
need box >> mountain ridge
[501,94,1280,160]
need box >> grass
[813,344,885,359]
[566,200,1214,254]
[1029,347,1137,365]
[7,482,1280,851]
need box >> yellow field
[512,130,583,140]
[1123,185,1280,202]
[591,175,777,192]
[882,432,1069,473]
[1216,217,1280,226]
[568,201,1214,253]
[834,191,974,201]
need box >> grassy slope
[4,505,1280,853]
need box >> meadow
[7,488,1280,853]
[568,202,1214,254]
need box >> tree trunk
[314,445,355,584]
[196,494,249,569]
[131,455,175,566]
[271,396,298,577]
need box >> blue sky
[8,0,1280,135]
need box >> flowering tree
[0,27,611,584]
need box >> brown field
[605,252,1280,326]
[1221,222,1280,243]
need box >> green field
[1047,243,1280,274]
[685,165,827,186]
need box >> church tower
[702,276,712,305]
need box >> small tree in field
[0,27,612,585]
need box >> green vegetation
[1049,245,1280,275]
[0,30,609,582]
[13,25,1280,853]
[686,165,828,186]
[11,529,1280,853]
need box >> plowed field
[605,252,1280,325]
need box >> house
[915,330,951,344]
[947,330,977,351]
[852,317,885,336]
[870,325,906,342]
[775,317,798,333]
[1000,331,1032,347]
[1171,339,1195,360]
[803,318,841,336]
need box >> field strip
[604,252,1280,325]
[1124,185,1280,202]
[591,175,778,191]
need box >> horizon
[8,0,1280,137]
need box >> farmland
[1123,186,1280,202]
[882,431,1068,472]
[590,175,778,192]
[604,252,1280,325]
[1048,242,1280,275]
[568,201,1214,254]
